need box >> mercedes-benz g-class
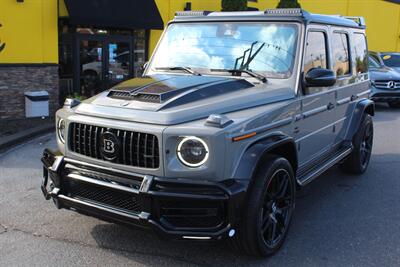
[41,9,374,256]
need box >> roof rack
[175,11,213,17]
[264,8,308,16]
[342,16,366,27]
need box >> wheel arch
[232,133,298,181]
[345,99,375,141]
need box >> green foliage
[66,93,87,102]
[221,0,248,11]
[276,0,301,9]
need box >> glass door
[79,38,104,96]
[106,39,132,88]
[75,34,134,97]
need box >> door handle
[327,102,335,110]
[351,95,358,101]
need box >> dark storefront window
[58,25,149,101]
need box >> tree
[221,0,247,11]
[276,0,301,9]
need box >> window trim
[331,30,352,78]
[302,28,330,95]
[303,29,330,72]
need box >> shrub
[222,0,248,11]
[276,0,301,9]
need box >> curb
[0,124,54,151]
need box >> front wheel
[341,114,373,174]
[230,155,296,257]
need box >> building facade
[0,0,400,121]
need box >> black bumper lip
[370,90,400,102]
[41,149,247,240]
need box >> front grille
[67,179,142,214]
[69,122,160,169]
[373,80,400,90]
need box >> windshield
[381,54,400,67]
[148,22,299,79]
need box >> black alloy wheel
[260,168,294,248]
[229,155,296,257]
[360,121,373,170]
[341,114,374,174]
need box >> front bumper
[370,86,400,102]
[41,149,247,240]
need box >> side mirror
[304,68,336,87]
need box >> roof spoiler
[175,11,213,17]
[264,8,308,16]
[342,16,366,27]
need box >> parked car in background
[369,55,400,108]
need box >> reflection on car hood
[75,74,294,125]
[370,66,400,81]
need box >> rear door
[333,29,369,146]
[295,26,337,169]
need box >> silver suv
[42,9,374,257]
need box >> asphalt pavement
[1,103,400,266]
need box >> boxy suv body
[42,9,374,256]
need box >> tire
[229,155,296,257]
[340,114,373,174]
[82,70,99,96]
[388,100,400,108]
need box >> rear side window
[353,33,368,74]
[332,32,350,76]
[304,31,327,74]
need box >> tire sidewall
[244,156,296,256]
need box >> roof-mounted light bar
[264,8,306,16]
[175,11,213,17]
[343,16,366,27]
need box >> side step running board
[297,147,353,187]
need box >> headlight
[57,118,66,144]
[177,136,209,167]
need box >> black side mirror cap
[304,68,337,87]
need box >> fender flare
[345,99,375,141]
[232,133,298,180]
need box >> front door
[295,28,337,169]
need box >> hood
[75,74,295,125]
[369,66,400,81]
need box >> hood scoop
[108,80,209,103]
[108,90,161,103]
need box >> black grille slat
[129,132,134,166]
[94,126,98,159]
[69,123,159,169]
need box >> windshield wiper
[210,68,268,83]
[155,66,202,76]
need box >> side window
[370,53,381,64]
[332,32,350,76]
[304,31,328,75]
[353,33,368,74]
[369,56,380,68]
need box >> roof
[173,9,365,29]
